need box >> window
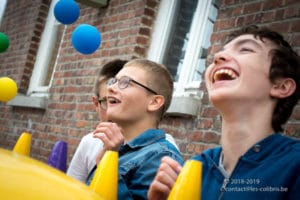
[27,0,64,97]
[148,0,219,116]
[8,0,64,109]
[0,0,7,26]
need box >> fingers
[156,157,181,188]
[148,156,182,200]
[161,156,182,173]
[148,180,170,200]
[93,122,124,151]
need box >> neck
[117,118,157,142]
[219,101,274,174]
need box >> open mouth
[107,97,121,105]
[213,68,238,83]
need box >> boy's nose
[107,82,118,93]
[213,51,231,65]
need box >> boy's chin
[209,93,239,107]
[107,114,118,122]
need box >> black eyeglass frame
[97,97,107,110]
[107,76,158,95]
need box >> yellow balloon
[0,77,18,102]
[0,148,104,200]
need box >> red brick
[188,131,204,142]
[202,132,221,143]
[202,107,220,118]
[263,0,284,10]
[197,119,213,129]
[261,11,275,23]
[244,2,262,14]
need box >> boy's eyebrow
[216,38,264,53]
[234,38,263,50]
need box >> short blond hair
[124,59,173,121]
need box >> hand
[93,122,124,164]
[93,122,124,151]
[148,156,182,200]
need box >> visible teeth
[108,97,120,104]
[213,69,237,82]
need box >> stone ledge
[167,95,201,117]
[7,94,48,109]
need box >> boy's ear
[92,96,100,110]
[270,78,296,98]
[148,95,165,112]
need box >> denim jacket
[192,133,300,200]
[86,129,183,200]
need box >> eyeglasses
[97,97,107,110]
[107,76,158,95]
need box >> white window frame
[0,0,7,26]
[148,0,215,116]
[8,0,62,108]
[148,0,212,95]
[27,0,62,97]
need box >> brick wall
[0,0,299,164]
[0,0,49,93]
[0,0,161,162]
[0,0,50,160]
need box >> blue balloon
[54,0,80,24]
[71,24,101,55]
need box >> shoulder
[81,132,93,141]
[290,138,300,151]
[277,134,300,154]
[76,133,92,147]
[142,139,184,164]
[80,132,103,145]
[156,137,179,153]
[191,146,221,163]
[74,133,103,154]
[287,137,300,161]
[74,133,93,149]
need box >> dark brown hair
[94,59,128,97]
[227,25,300,132]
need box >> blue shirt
[192,133,300,200]
[86,129,183,200]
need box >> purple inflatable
[47,140,68,172]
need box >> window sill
[77,0,108,8]
[166,94,202,117]
[7,94,48,109]
[7,94,201,115]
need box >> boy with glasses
[148,25,300,200]
[67,59,127,182]
[67,59,180,185]
[86,59,184,199]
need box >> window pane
[162,0,197,82]
[193,1,219,81]
[0,0,7,25]
[43,24,63,86]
